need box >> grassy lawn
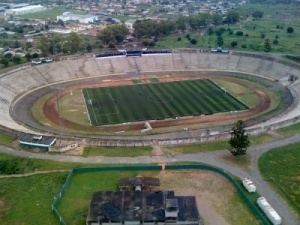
[58,171,138,225]
[83,146,153,157]
[0,152,88,174]
[164,140,229,154]
[214,79,259,108]
[0,173,67,225]
[277,122,300,136]
[156,3,300,53]
[259,142,300,216]
[164,133,274,154]
[19,7,70,20]
[60,89,90,126]
[0,132,15,146]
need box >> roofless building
[87,177,202,225]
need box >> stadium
[1,49,300,146]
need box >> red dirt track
[43,74,271,133]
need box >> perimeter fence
[51,163,272,225]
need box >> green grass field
[156,3,300,53]
[83,146,152,157]
[259,142,300,216]
[0,132,15,146]
[0,173,67,225]
[83,79,248,126]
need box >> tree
[66,32,83,53]
[216,35,223,47]
[264,39,272,52]
[273,39,279,45]
[224,11,240,24]
[228,120,250,156]
[37,35,50,56]
[25,53,31,62]
[190,38,197,45]
[0,57,9,67]
[287,27,294,34]
[231,41,238,47]
[235,31,243,36]
[12,56,21,64]
[99,24,129,45]
[211,14,223,26]
[252,10,264,19]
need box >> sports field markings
[83,89,99,125]
[81,89,92,126]
[82,79,248,126]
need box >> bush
[273,39,279,45]
[252,11,264,19]
[231,41,238,47]
[216,27,226,36]
[241,44,247,49]
[0,158,37,175]
[177,37,182,41]
[185,34,191,40]
[261,33,266,39]
[287,27,294,33]
[190,38,197,45]
[235,31,244,36]
[12,56,21,64]
[264,39,272,52]
[208,27,214,35]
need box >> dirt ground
[157,171,259,225]
[40,74,271,134]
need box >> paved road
[1,135,300,225]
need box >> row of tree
[97,11,241,46]
[37,32,95,56]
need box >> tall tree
[37,35,50,56]
[98,24,129,45]
[225,11,240,24]
[228,120,250,156]
[264,39,272,52]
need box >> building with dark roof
[86,190,201,225]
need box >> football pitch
[82,79,248,126]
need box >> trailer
[242,178,256,193]
[257,197,282,225]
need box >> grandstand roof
[19,134,56,148]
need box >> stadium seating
[1,51,300,134]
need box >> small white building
[5,4,46,16]
[57,12,98,24]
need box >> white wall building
[57,12,98,24]
[5,5,46,16]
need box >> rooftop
[87,190,200,225]
[19,134,56,148]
